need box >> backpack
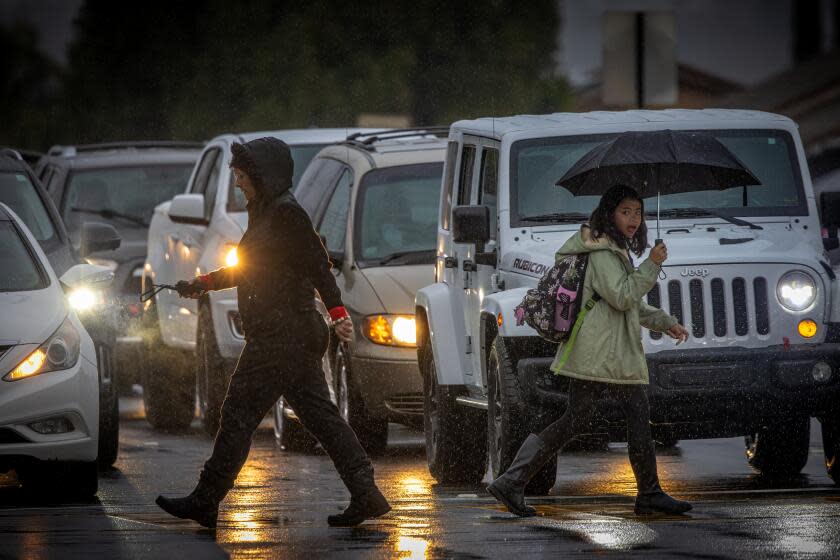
[513,253,600,344]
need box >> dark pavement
[1,396,838,559]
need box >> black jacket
[201,138,342,341]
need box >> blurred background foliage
[1,0,571,150]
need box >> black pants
[538,378,660,495]
[198,311,371,501]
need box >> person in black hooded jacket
[155,137,390,529]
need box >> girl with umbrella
[487,184,692,517]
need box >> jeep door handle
[462,260,477,272]
[444,257,458,268]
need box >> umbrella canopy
[555,129,762,242]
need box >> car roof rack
[343,127,449,150]
[47,141,205,157]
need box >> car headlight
[68,287,106,311]
[777,271,817,311]
[364,315,417,347]
[85,257,119,271]
[224,244,238,267]
[4,316,81,381]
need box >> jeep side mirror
[452,205,490,246]
[821,192,840,228]
[169,194,208,225]
[80,222,121,257]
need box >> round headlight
[777,271,817,312]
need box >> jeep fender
[481,288,535,339]
[415,283,470,386]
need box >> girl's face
[613,197,643,239]
[233,168,257,203]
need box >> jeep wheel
[421,344,487,484]
[334,343,388,456]
[197,306,229,436]
[488,337,556,495]
[273,398,315,452]
[745,416,810,477]
[96,343,120,467]
[819,416,839,485]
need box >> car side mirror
[169,194,208,225]
[60,263,114,290]
[821,192,840,228]
[453,205,490,248]
[80,222,121,257]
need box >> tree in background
[9,0,569,148]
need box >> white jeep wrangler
[415,110,840,492]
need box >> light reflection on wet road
[1,397,838,559]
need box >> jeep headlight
[364,315,417,347]
[777,271,816,312]
[4,316,81,381]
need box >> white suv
[142,129,370,433]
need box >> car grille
[646,275,771,340]
[384,393,424,415]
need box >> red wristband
[328,306,349,321]
[198,274,214,290]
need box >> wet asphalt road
[1,397,839,559]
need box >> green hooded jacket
[549,225,677,384]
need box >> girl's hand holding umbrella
[650,242,668,265]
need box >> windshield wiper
[520,212,589,223]
[377,249,436,266]
[653,207,762,230]
[72,206,149,227]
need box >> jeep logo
[681,267,710,277]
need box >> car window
[61,165,193,242]
[0,221,46,291]
[479,147,499,239]
[0,171,56,242]
[295,158,344,220]
[228,144,329,212]
[440,141,458,231]
[318,168,352,252]
[355,162,444,266]
[457,144,476,206]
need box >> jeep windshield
[511,130,806,227]
[354,162,443,267]
[228,144,327,211]
[62,165,193,241]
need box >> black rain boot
[328,466,391,527]
[156,471,230,529]
[630,438,692,515]
[487,434,554,517]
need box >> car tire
[273,397,316,452]
[818,415,839,485]
[745,416,810,477]
[420,343,487,484]
[141,313,194,432]
[20,460,98,499]
[334,343,388,456]
[96,343,120,468]
[196,306,229,437]
[488,337,557,496]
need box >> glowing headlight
[224,245,239,267]
[4,317,80,381]
[364,315,417,347]
[68,287,105,311]
[777,271,817,312]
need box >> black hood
[230,137,294,200]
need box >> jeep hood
[359,265,435,315]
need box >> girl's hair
[589,184,648,256]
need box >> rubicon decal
[513,258,549,276]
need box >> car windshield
[0,221,46,292]
[229,144,327,211]
[355,162,443,266]
[512,129,805,226]
[62,165,193,239]
[0,171,56,242]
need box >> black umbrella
[555,130,762,243]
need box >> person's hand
[650,242,668,265]
[333,317,354,343]
[666,323,689,344]
[175,279,204,299]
